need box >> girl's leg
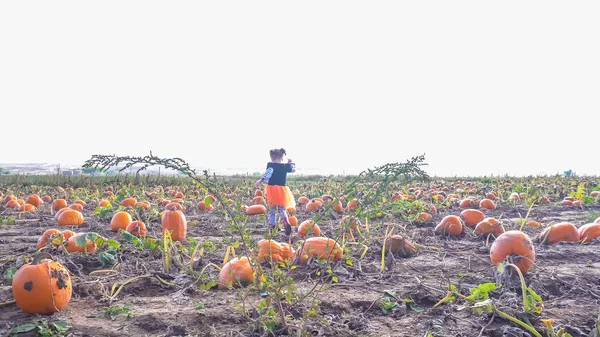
[277,206,291,237]
[268,207,277,229]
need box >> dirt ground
[2,201,600,337]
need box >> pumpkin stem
[32,252,53,265]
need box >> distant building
[62,170,73,175]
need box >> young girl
[255,148,296,240]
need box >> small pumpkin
[6,200,20,208]
[36,229,61,251]
[68,203,84,211]
[385,235,417,257]
[57,209,84,226]
[242,204,266,215]
[218,256,255,290]
[474,217,505,237]
[19,204,37,212]
[125,221,147,237]
[52,199,68,211]
[288,215,298,227]
[12,253,72,314]
[305,198,323,212]
[416,212,432,223]
[297,196,310,205]
[298,220,321,238]
[478,198,496,210]
[121,197,137,207]
[60,233,97,253]
[295,237,343,265]
[134,201,151,210]
[198,201,215,211]
[98,199,111,208]
[161,207,187,241]
[110,211,133,232]
[537,222,580,244]
[434,215,463,237]
[251,196,265,205]
[490,230,535,274]
[164,202,185,211]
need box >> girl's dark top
[263,162,295,186]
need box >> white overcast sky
[1,1,598,177]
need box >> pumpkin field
[1,155,600,337]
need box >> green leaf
[10,323,37,334]
[98,251,116,265]
[3,266,17,281]
[75,234,88,247]
[409,303,424,312]
[204,196,212,207]
[51,320,70,333]
[331,276,338,283]
[106,239,121,249]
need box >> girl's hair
[269,148,286,158]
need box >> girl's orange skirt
[265,185,296,209]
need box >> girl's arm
[287,159,296,173]
[255,167,274,188]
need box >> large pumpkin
[110,211,133,231]
[57,209,84,226]
[490,230,535,274]
[434,215,463,237]
[12,253,72,314]
[538,222,580,244]
[474,217,505,237]
[218,256,255,290]
[578,223,600,244]
[25,194,44,207]
[256,240,294,263]
[161,207,187,241]
[295,237,343,265]
[460,209,485,227]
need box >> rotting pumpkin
[12,252,72,315]
[218,256,255,290]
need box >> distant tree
[0,167,10,175]
[82,167,103,175]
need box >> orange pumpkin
[54,207,70,220]
[52,199,68,211]
[41,195,52,202]
[121,197,137,207]
[256,240,294,263]
[218,256,255,290]
[297,196,310,205]
[125,221,147,237]
[305,198,323,212]
[110,211,133,232]
[295,237,343,265]
[434,215,463,236]
[288,215,298,227]
[60,233,97,253]
[5,200,20,208]
[57,209,84,226]
[19,204,36,212]
[346,199,359,212]
[490,230,535,274]
[198,201,215,211]
[458,199,472,208]
[12,253,72,314]
[36,229,61,251]
[385,235,417,257]
[579,223,600,244]
[134,201,151,210]
[416,212,432,222]
[98,199,111,208]
[164,202,185,211]
[161,207,187,241]
[298,220,321,238]
[3,195,16,202]
[477,198,495,210]
[242,204,266,215]
[560,199,573,206]
[16,199,25,206]
[474,217,505,237]
[538,222,580,244]
[460,209,485,227]
[251,196,265,205]
[68,203,84,211]
[25,194,44,207]
[286,207,296,215]
[255,189,263,197]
